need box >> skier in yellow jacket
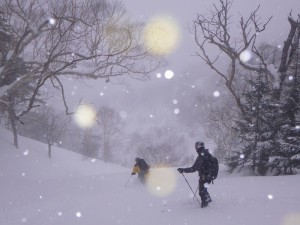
[131,157,150,183]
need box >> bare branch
[0,0,164,120]
[191,0,272,115]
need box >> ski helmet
[195,141,204,149]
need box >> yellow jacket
[132,165,141,174]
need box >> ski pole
[193,184,199,200]
[124,175,132,187]
[181,173,201,207]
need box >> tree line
[1,0,299,174]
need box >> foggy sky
[58,0,300,131]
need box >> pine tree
[227,70,280,175]
[228,19,300,176]
[271,29,300,175]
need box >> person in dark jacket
[177,141,212,208]
[131,157,150,183]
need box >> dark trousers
[138,170,148,183]
[199,178,211,203]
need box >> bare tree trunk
[8,97,18,149]
[278,17,299,73]
[103,141,110,163]
[276,17,300,100]
[8,108,18,149]
[48,144,52,159]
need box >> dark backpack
[205,155,219,181]
[139,159,150,172]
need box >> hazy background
[52,0,300,144]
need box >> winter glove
[177,168,184,173]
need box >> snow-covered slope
[1,126,300,225]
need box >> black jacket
[182,148,212,177]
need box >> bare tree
[136,126,188,167]
[58,121,84,153]
[97,106,122,162]
[37,107,70,158]
[191,0,272,116]
[0,0,163,146]
[204,95,238,162]
[16,106,70,157]
[80,128,101,160]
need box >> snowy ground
[1,127,300,225]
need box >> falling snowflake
[240,154,245,159]
[172,99,178,104]
[74,104,97,128]
[23,150,29,156]
[57,212,63,216]
[76,212,82,218]
[99,92,104,96]
[48,18,56,25]
[174,108,180,114]
[143,16,180,55]
[239,50,252,62]
[164,70,174,79]
[213,91,220,97]
[288,76,294,81]
[267,194,274,200]
[149,114,154,118]
[156,73,162,78]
